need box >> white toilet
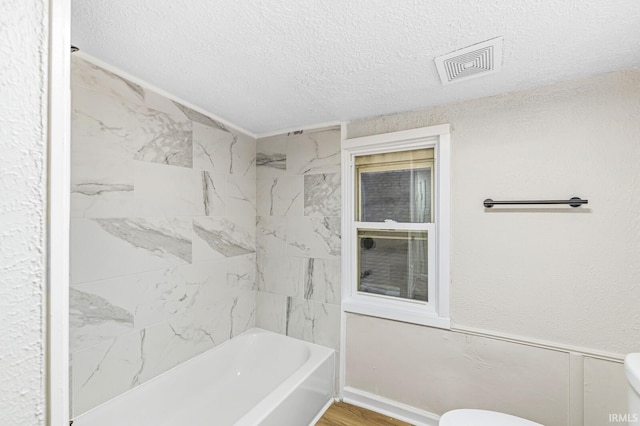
[626,353,640,426]
[439,352,640,426]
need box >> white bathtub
[72,328,335,426]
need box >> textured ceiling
[71,0,640,135]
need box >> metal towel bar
[483,197,588,208]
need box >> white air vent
[435,37,503,84]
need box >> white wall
[0,1,48,424]
[346,314,571,425]
[347,69,640,355]
[345,69,640,424]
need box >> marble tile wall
[255,128,342,357]
[70,57,256,416]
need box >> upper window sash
[355,149,435,223]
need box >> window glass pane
[360,168,431,223]
[358,229,428,302]
[356,148,434,223]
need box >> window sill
[342,297,451,329]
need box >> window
[356,149,433,302]
[341,125,450,328]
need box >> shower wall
[69,56,256,416]
[254,128,342,354]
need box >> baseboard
[309,398,337,426]
[342,387,440,426]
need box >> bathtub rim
[235,333,335,425]
[71,327,335,423]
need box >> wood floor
[316,402,413,426]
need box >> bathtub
[72,328,335,426]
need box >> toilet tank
[625,353,640,425]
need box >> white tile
[135,308,220,384]
[69,286,136,352]
[130,262,225,329]
[226,253,257,292]
[286,298,341,351]
[192,121,233,175]
[256,136,287,179]
[132,116,192,168]
[230,133,256,178]
[71,81,193,169]
[71,174,135,218]
[133,161,202,216]
[192,216,255,261]
[256,216,287,257]
[229,289,257,338]
[71,88,136,218]
[227,174,256,218]
[72,56,145,105]
[71,332,143,417]
[201,171,227,216]
[199,287,256,342]
[303,258,341,305]
[257,253,304,298]
[70,262,227,351]
[286,129,341,175]
[172,101,229,131]
[257,176,304,216]
[71,85,140,171]
[287,216,341,259]
[304,173,341,217]
[70,217,192,284]
[256,291,287,334]
[143,88,190,118]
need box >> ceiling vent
[434,37,503,85]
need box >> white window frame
[341,124,451,329]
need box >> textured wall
[0,1,48,424]
[255,128,341,355]
[346,313,628,425]
[348,69,640,355]
[69,57,257,416]
[345,70,640,421]
[346,314,571,425]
